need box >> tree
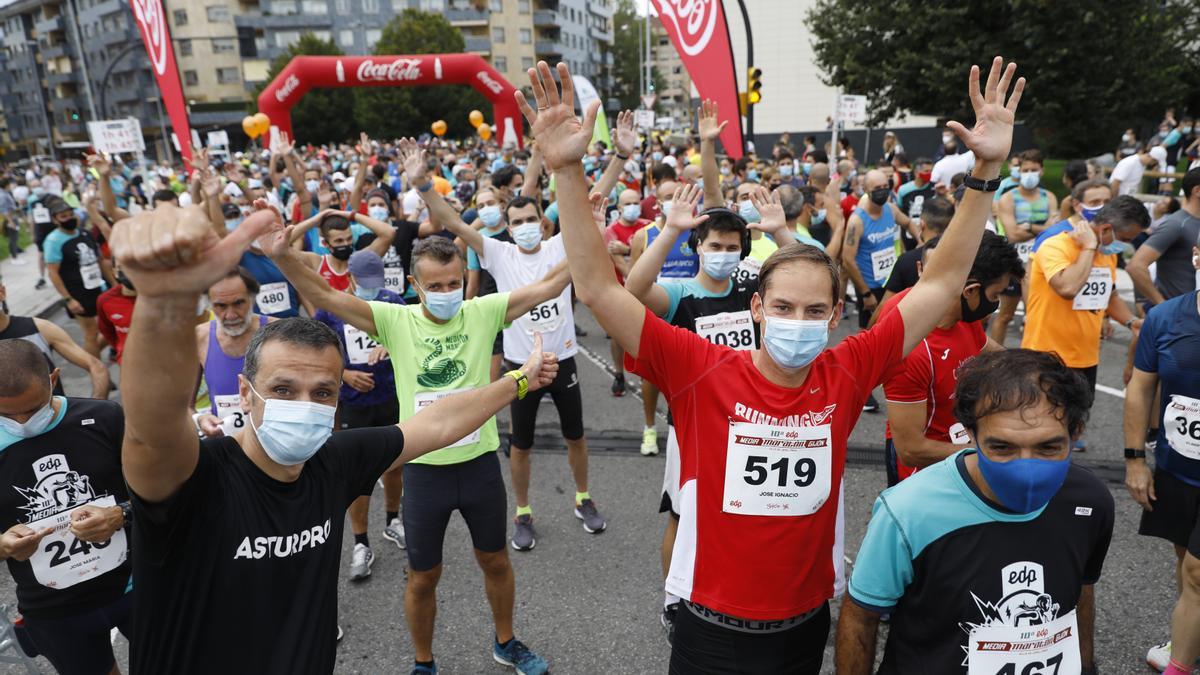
[354,9,493,140]
[251,33,358,146]
[805,0,1200,157]
[610,0,666,112]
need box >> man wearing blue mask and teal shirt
[118,202,562,675]
[525,55,1025,674]
[838,349,1113,675]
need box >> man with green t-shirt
[268,234,569,675]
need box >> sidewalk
[0,249,64,319]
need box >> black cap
[222,203,242,219]
[43,196,72,215]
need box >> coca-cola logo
[275,74,300,103]
[356,58,422,82]
[656,0,717,57]
[130,0,169,75]
[476,71,503,95]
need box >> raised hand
[698,99,727,143]
[86,152,112,177]
[1069,219,1098,251]
[398,137,428,183]
[589,191,607,230]
[664,183,709,232]
[253,199,295,258]
[749,188,785,232]
[514,61,600,172]
[68,504,123,543]
[201,168,221,199]
[613,110,637,157]
[945,57,1025,165]
[519,333,560,392]
[0,524,55,562]
[112,201,281,298]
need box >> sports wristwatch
[962,172,1003,192]
[1124,447,1147,459]
[505,370,529,400]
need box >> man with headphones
[623,181,795,642]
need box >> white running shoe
[641,427,659,456]
[1146,641,1170,672]
[348,543,373,581]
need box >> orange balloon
[252,112,271,137]
[431,120,447,137]
[477,123,492,141]
[469,110,484,128]
[242,116,259,139]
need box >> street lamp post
[24,40,56,160]
[733,0,753,155]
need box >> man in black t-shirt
[113,203,559,675]
[0,339,131,675]
[837,350,1113,675]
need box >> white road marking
[575,342,669,424]
[1096,384,1126,399]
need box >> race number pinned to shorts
[967,610,1080,675]
[214,394,246,436]
[27,495,127,590]
[520,299,565,334]
[871,247,897,284]
[722,421,831,516]
[415,389,481,449]
[1165,394,1200,460]
[344,324,379,365]
[696,311,755,350]
[80,262,104,290]
[1072,267,1112,311]
[256,282,291,315]
[1015,241,1034,264]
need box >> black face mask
[117,272,135,291]
[960,285,1000,323]
[59,217,78,231]
[869,188,890,206]
[330,245,354,261]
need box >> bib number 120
[743,455,816,487]
[992,653,1062,675]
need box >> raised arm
[35,318,110,398]
[698,100,727,207]
[399,138,485,255]
[112,204,276,502]
[505,260,573,322]
[283,135,309,211]
[625,184,706,317]
[347,133,372,212]
[347,209,395,257]
[749,187,795,247]
[87,153,122,222]
[520,142,544,199]
[516,61,648,357]
[822,178,847,263]
[897,57,1024,355]
[591,110,636,200]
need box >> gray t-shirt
[1143,208,1200,299]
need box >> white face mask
[368,205,390,221]
[621,204,642,223]
[512,222,543,250]
[0,396,56,439]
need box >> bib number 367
[723,421,831,516]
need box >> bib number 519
[743,455,816,487]
[993,653,1062,675]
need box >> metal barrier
[0,606,41,674]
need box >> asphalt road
[0,300,1174,674]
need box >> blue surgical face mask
[478,204,503,230]
[368,205,390,222]
[225,217,243,232]
[738,201,761,224]
[419,285,463,321]
[248,384,335,466]
[353,285,381,300]
[305,179,320,193]
[0,395,56,439]
[659,201,672,220]
[1101,240,1129,256]
[621,204,642,222]
[747,169,759,182]
[779,164,794,177]
[975,449,1071,513]
[803,162,813,175]
[762,315,829,369]
[701,251,740,280]
[512,222,543,250]
[1019,171,1040,190]
[813,208,827,225]
[652,151,664,162]
[1080,204,1103,222]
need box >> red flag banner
[129,0,193,166]
[650,0,744,158]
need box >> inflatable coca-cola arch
[257,53,524,147]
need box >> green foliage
[354,9,493,140]
[251,33,358,145]
[611,0,666,112]
[805,0,1200,157]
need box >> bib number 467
[993,653,1062,675]
[743,455,816,487]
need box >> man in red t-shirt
[520,57,1024,673]
[880,231,1024,485]
[96,267,138,363]
[604,188,651,397]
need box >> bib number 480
[993,653,1063,675]
[743,455,816,487]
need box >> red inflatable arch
[257,53,523,148]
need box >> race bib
[871,247,897,284]
[344,324,379,366]
[27,495,127,590]
[520,299,565,334]
[80,262,104,290]
[213,394,247,436]
[383,266,405,293]
[256,282,291,315]
[1015,240,1034,264]
[948,422,972,445]
[32,204,50,224]
[967,610,1080,675]
[1071,267,1112,311]
[722,421,831,516]
[696,311,755,351]
[414,389,481,449]
[1165,394,1200,460]
[732,257,762,284]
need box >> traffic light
[66,108,80,123]
[747,67,762,105]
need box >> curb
[35,298,64,320]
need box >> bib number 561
[743,455,816,487]
[993,653,1062,675]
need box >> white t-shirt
[930,150,975,188]
[1110,154,1146,196]
[480,234,576,362]
[402,189,428,223]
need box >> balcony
[234,13,333,29]
[47,69,75,88]
[534,0,557,9]
[464,35,490,53]
[35,15,63,36]
[534,40,560,57]
[532,9,556,27]
[587,1,612,18]
[588,25,612,42]
[97,27,135,46]
[446,7,489,26]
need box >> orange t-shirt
[1020,231,1117,368]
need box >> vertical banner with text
[129,0,193,167]
[650,0,744,158]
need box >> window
[212,38,236,53]
[178,39,192,56]
[338,29,354,46]
[205,4,229,21]
[334,0,349,13]
[275,31,300,47]
[489,0,502,10]
[173,8,187,24]
[491,26,504,42]
[270,0,297,14]
[519,27,531,44]
[183,70,198,86]
[301,0,327,13]
[216,67,239,84]
[521,56,532,70]
[365,28,381,44]
[362,0,378,12]
[517,0,528,12]
[419,0,443,9]
[311,30,330,41]
[493,56,506,72]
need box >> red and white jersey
[882,289,986,482]
[318,255,351,292]
[626,306,905,620]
